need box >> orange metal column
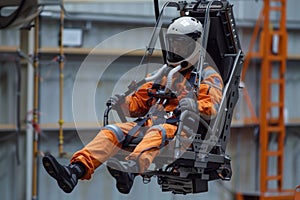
[260,0,282,194]
[241,9,263,124]
[259,0,293,199]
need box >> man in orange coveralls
[42,16,224,194]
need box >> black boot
[106,157,138,194]
[42,153,86,193]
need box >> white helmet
[165,16,203,70]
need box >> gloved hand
[179,97,198,112]
[106,94,125,108]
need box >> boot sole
[107,159,133,194]
[42,155,75,193]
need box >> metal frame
[104,0,244,194]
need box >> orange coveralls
[71,66,223,180]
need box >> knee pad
[104,124,125,143]
[148,125,167,148]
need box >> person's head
[166,16,203,71]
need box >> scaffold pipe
[58,0,65,157]
[32,15,40,200]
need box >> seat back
[187,0,242,84]
[183,0,244,153]
[151,2,244,194]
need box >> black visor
[166,34,197,63]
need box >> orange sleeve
[197,66,224,119]
[123,82,153,118]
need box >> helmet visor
[166,34,196,63]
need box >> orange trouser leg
[70,129,122,180]
[126,124,177,173]
[71,129,123,179]
[70,122,136,179]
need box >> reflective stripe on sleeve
[104,124,125,143]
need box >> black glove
[106,94,125,107]
[179,97,198,112]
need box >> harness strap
[165,116,180,124]
[122,117,149,147]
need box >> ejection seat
[104,0,244,194]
